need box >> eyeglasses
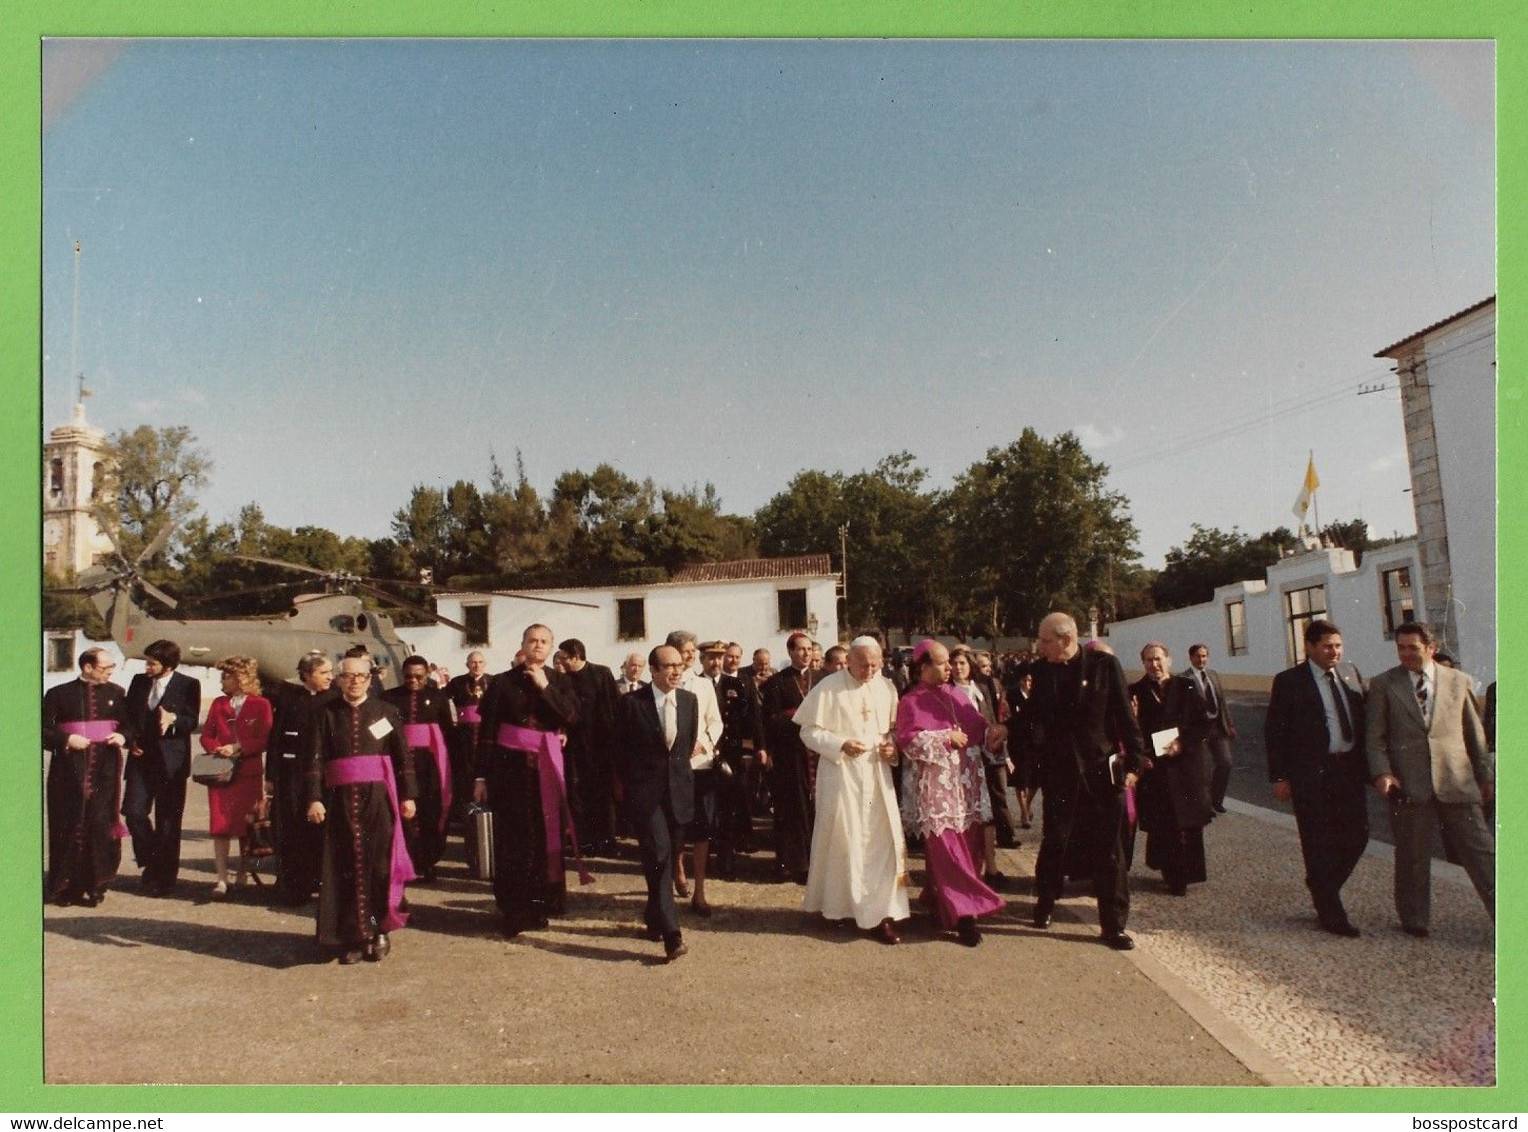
[654,662,687,670]
[337,672,371,681]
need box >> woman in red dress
[200,656,272,897]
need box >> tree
[945,429,1140,637]
[547,464,659,581]
[1321,518,1369,566]
[647,483,759,573]
[390,480,494,585]
[1150,524,1295,611]
[92,424,211,564]
[756,454,943,633]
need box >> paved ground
[41,716,1495,1089]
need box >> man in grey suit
[1185,643,1237,812]
[616,643,699,962]
[1366,623,1494,938]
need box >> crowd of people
[41,611,1494,966]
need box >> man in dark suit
[1366,622,1494,937]
[1028,613,1145,950]
[1185,644,1238,812]
[1264,619,1369,937]
[615,643,698,962]
[123,639,201,896]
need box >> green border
[3,0,1520,1115]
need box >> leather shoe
[1167,882,1188,897]
[674,880,691,899]
[1319,918,1362,938]
[365,933,390,961]
[1031,901,1054,929]
[875,918,900,945]
[664,934,688,963]
[956,916,982,947]
[1213,804,1228,814]
[339,949,363,965]
[1101,931,1135,951]
[1403,925,1430,938]
[640,925,664,942]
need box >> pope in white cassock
[793,637,909,944]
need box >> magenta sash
[458,704,481,725]
[324,755,417,933]
[403,722,453,833]
[495,723,594,886]
[59,720,128,839]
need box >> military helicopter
[54,527,595,690]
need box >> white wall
[1424,305,1496,686]
[416,575,840,674]
[1104,541,1425,688]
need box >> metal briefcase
[466,804,495,880]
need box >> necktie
[661,694,677,747]
[1327,669,1354,744]
[1202,672,1217,714]
[1415,674,1428,719]
[148,681,162,710]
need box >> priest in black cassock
[307,656,417,964]
[473,624,581,936]
[445,650,491,827]
[760,632,818,884]
[383,655,455,882]
[265,651,337,905]
[44,647,134,907]
[558,638,621,857]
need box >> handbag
[191,752,241,787]
[243,801,276,858]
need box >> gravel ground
[41,774,1493,1089]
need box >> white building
[1374,296,1495,686]
[1104,540,1426,691]
[406,554,841,674]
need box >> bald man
[1028,613,1144,950]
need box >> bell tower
[43,401,111,574]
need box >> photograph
[10,3,1517,1117]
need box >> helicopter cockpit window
[329,615,357,634]
[356,613,368,632]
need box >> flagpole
[1310,448,1320,537]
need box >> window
[90,461,104,501]
[462,604,490,647]
[47,634,75,673]
[1380,566,1416,637]
[1225,599,1247,656]
[1284,584,1328,664]
[617,597,646,642]
[777,588,807,631]
[49,458,65,497]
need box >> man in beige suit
[1366,623,1494,938]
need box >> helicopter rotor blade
[458,589,601,610]
[230,553,333,577]
[137,578,180,611]
[351,581,473,634]
[190,579,310,604]
[136,520,176,568]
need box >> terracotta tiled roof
[1374,296,1495,358]
[669,555,835,583]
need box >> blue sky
[42,39,1494,565]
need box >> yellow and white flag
[1292,455,1320,527]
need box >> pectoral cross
[860,698,872,723]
